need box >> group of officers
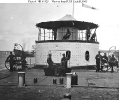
[95,51,118,73]
[47,51,119,74]
[47,53,68,76]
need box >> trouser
[22,60,27,69]
[96,62,100,72]
[109,64,114,72]
[22,63,25,69]
[101,65,103,71]
[109,62,114,72]
[54,67,58,76]
[59,66,66,76]
[115,61,118,68]
[50,65,58,76]
[61,68,66,76]
[10,63,13,71]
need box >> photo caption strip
[28,0,87,3]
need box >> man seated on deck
[47,54,54,69]
[47,53,58,75]
[101,52,108,71]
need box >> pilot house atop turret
[36,14,98,42]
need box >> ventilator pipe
[18,72,25,87]
[66,73,72,88]
[14,43,23,51]
[63,93,71,100]
[108,46,116,57]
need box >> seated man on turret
[47,53,58,75]
[86,27,91,41]
[62,29,71,40]
[90,32,96,41]
[90,28,97,42]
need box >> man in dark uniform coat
[60,53,68,76]
[7,52,14,71]
[95,51,102,72]
[109,54,117,73]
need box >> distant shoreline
[0,68,7,71]
[0,51,11,52]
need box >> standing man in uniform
[60,53,68,76]
[109,54,117,73]
[95,51,102,72]
[6,52,14,71]
[21,52,27,70]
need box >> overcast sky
[0,0,119,51]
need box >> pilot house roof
[36,14,98,30]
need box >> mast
[72,0,74,17]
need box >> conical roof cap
[57,14,77,21]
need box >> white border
[0,0,29,3]
[0,0,87,3]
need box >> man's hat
[62,53,65,55]
[48,53,52,56]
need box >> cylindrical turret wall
[35,41,99,68]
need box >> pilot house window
[78,30,86,40]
